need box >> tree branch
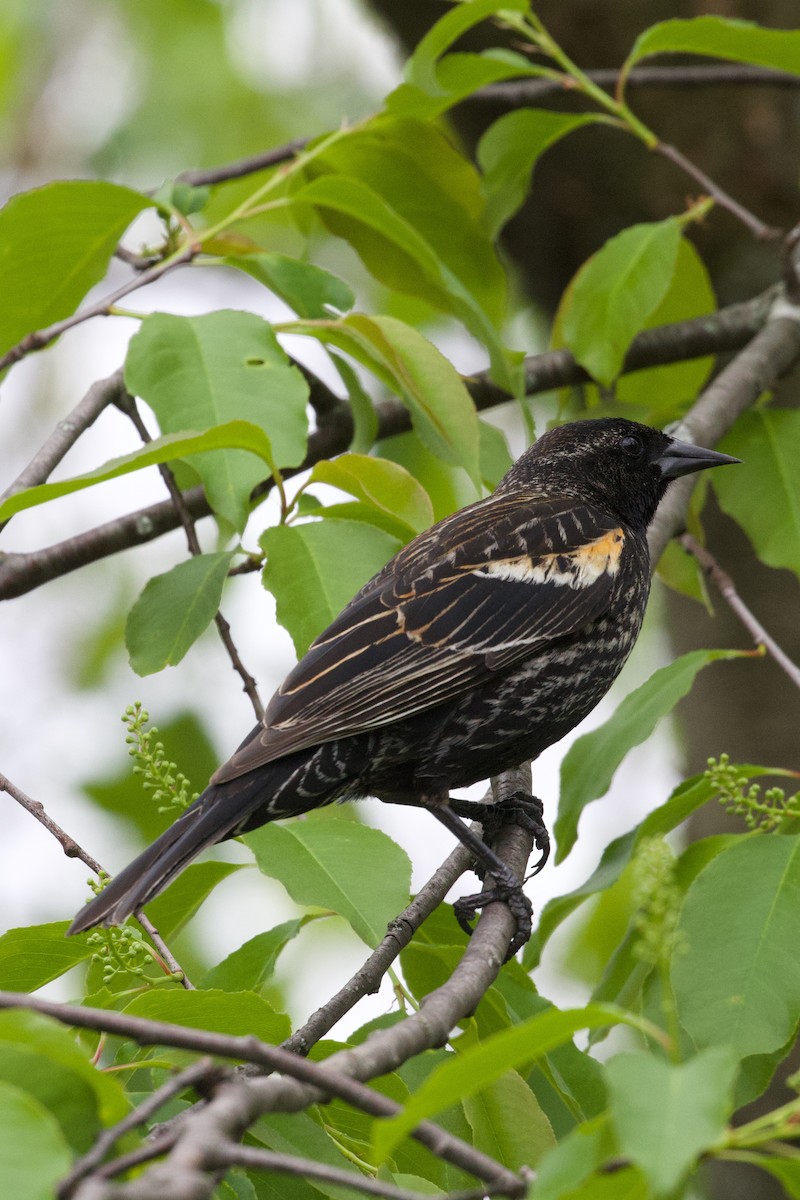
[0,773,194,989]
[476,64,800,108]
[0,369,128,509]
[0,246,196,375]
[174,138,309,188]
[209,1144,510,1200]
[284,838,472,1054]
[59,1058,224,1199]
[680,533,800,691]
[654,140,780,241]
[648,295,800,564]
[0,289,776,602]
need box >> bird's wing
[213,495,630,781]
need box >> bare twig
[0,290,777,603]
[476,64,800,107]
[58,1058,224,1199]
[654,140,780,242]
[174,138,309,188]
[0,773,194,989]
[680,533,800,691]
[0,246,196,375]
[117,394,264,721]
[0,986,526,1198]
[285,839,472,1053]
[0,369,128,507]
[648,295,800,564]
[0,773,102,871]
[212,1144,507,1200]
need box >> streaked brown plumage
[69,417,738,942]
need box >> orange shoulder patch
[572,528,624,580]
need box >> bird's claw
[454,882,533,960]
[473,791,551,876]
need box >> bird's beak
[656,437,741,480]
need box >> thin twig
[213,1144,504,1200]
[680,533,800,691]
[117,394,264,721]
[113,245,161,271]
[648,295,800,564]
[476,64,800,107]
[0,246,196,375]
[654,141,780,242]
[0,289,777,603]
[174,138,309,188]
[0,773,102,871]
[0,773,194,989]
[284,839,473,1054]
[58,1058,224,1199]
[88,1134,179,1182]
[0,988,525,1198]
[132,912,195,988]
[0,369,128,507]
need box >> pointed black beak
[657,436,741,480]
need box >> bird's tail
[68,769,277,935]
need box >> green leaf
[0,180,150,358]
[673,834,800,1059]
[229,253,355,318]
[606,1047,737,1195]
[530,770,785,967]
[614,237,716,415]
[203,919,307,992]
[125,311,308,529]
[246,817,411,948]
[0,922,93,991]
[532,1115,616,1200]
[752,1157,800,1199]
[0,1081,72,1200]
[0,1011,128,1125]
[389,50,547,121]
[714,409,800,579]
[261,519,402,656]
[622,17,800,93]
[145,861,244,940]
[291,120,517,392]
[330,351,378,452]
[123,988,291,1044]
[656,538,711,609]
[371,1003,651,1162]
[0,421,280,524]
[310,454,434,537]
[125,551,234,675]
[561,219,683,386]
[463,1069,555,1170]
[252,1109,367,1199]
[399,0,530,96]
[555,649,745,863]
[478,419,513,489]
[0,1043,99,1152]
[478,110,603,235]
[282,315,481,487]
[314,116,505,321]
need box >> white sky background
[0,0,683,1033]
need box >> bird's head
[497,417,740,529]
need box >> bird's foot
[449,791,550,876]
[453,868,533,960]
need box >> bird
[69,417,739,950]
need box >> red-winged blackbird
[69,418,738,947]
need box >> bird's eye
[620,434,643,457]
